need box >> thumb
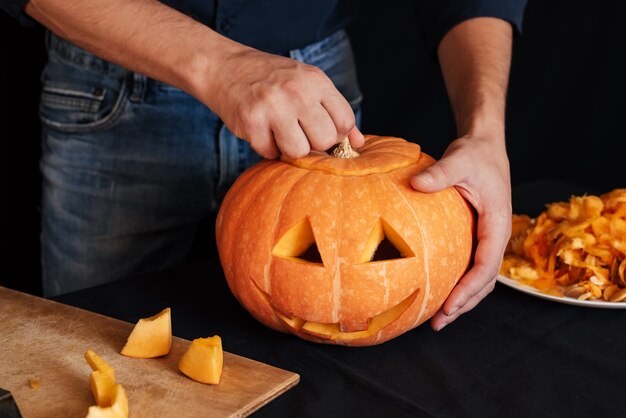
[347,126,365,149]
[410,158,461,193]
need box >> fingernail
[447,306,458,316]
[437,323,448,331]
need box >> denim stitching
[42,86,106,101]
[40,80,129,133]
[41,93,102,113]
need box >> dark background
[2,0,625,296]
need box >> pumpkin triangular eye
[359,219,415,263]
[272,218,323,265]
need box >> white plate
[497,274,626,309]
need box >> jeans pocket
[40,60,128,133]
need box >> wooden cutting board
[0,287,299,417]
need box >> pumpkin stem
[331,137,360,159]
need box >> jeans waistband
[288,29,348,61]
[46,31,132,78]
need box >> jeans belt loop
[129,72,147,103]
[289,48,304,63]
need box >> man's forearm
[437,17,513,141]
[25,0,243,104]
[415,17,515,330]
[24,0,363,158]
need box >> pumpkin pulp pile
[217,135,475,346]
[501,189,626,302]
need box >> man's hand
[411,134,512,331]
[206,48,364,159]
[414,17,514,329]
[25,0,364,160]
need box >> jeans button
[220,19,232,33]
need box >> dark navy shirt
[2,0,526,55]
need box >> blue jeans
[40,30,362,297]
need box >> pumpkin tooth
[275,310,306,331]
[339,320,371,333]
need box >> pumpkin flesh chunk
[178,336,223,384]
[84,350,128,418]
[121,307,172,358]
[85,350,115,381]
[89,371,116,408]
[86,384,129,418]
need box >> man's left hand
[410,133,512,331]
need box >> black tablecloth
[54,179,626,417]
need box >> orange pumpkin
[216,135,474,346]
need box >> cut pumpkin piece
[89,370,116,408]
[178,336,223,384]
[121,307,172,358]
[83,350,129,418]
[85,349,115,380]
[85,384,129,418]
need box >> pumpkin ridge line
[375,262,389,345]
[383,262,389,307]
[265,169,315,295]
[216,162,270,259]
[220,163,288,294]
[390,182,431,327]
[332,180,344,323]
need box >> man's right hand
[25,0,363,160]
[202,47,364,159]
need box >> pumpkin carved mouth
[252,280,419,341]
[257,216,420,341]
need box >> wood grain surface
[0,287,299,417]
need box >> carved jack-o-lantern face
[216,136,474,346]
